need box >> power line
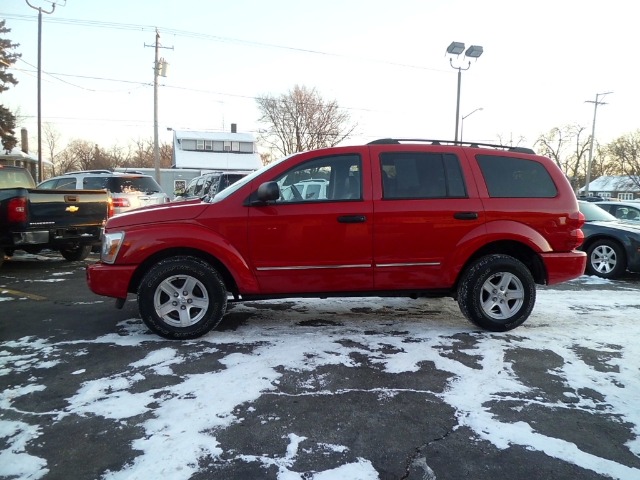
[1,13,446,73]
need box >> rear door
[369,145,484,289]
[248,149,374,294]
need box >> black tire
[138,256,227,340]
[585,239,626,279]
[457,254,536,332]
[0,248,5,268]
[60,244,92,261]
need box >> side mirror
[256,181,280,202]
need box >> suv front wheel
[457,254,536,332]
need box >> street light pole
[460,107,483,143]
[446,42,483,143]
[583,91,612,196]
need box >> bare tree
[256,85,356,156]
[43,123,62,176]
[535,124,591,191]
[124,138,172,168]
[606,130,640,189]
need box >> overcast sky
[1,0,637,152]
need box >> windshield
[210,154,296,202]
[579,201,617,222]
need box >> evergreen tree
[0,20,21,152]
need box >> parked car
[173,171,250,202]
[1,165,109,266]
[87,138,587,340]
[595,200,640,222]
[577,195,604,202]
[281,179,330,201]
[38,170,170,215]
[578,201,640,279]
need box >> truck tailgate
[26,189,109,228]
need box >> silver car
[38,170,170,215]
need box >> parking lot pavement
[1,251,640,480]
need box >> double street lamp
[446,41,483,143]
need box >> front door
[248,152,374,294]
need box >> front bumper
[86,262,137,299]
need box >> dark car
[578,201,640,279]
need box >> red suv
[87,139,586,339]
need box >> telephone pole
[145,30,172,183]
[25,0,64,182]
[583,91,612,196]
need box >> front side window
[380,152,466,199]
[477,155,557,198]
[48,177,78,190]
[275,154,361,203]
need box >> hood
[586,219,640,234]
[106,200,208,229]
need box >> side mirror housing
[257,181,280,202]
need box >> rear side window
[83,177,109,190]
[106,177,162,194]
[380,152,467,199]
[477,155,557,198]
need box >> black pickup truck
[0,165,110,267]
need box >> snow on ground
[1,276,639,479]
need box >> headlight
[101,231,125,264]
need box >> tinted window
[83,177,109,190]
[477,155,557,198]
[380,152,467,199]
[105,177,162,194]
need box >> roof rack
[63,169,113,175]
[367,138,535,155]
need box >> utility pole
[25,0,63,182]
[145,30,172,183]
[583,91,613,196]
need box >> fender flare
[116,222,260,293]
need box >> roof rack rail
[63,169,113,175]
[366,138,535,155]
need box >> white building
[171,124,262,171]
[579,175,640,200]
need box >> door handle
[453,212,479,220]
[338,215,367,223]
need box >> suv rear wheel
[457,254,536,332]
[138,256,227,339]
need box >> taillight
[111,198,130,208]
[566,211,585,250]
[107,197,115,218]
[7,197,28,223]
